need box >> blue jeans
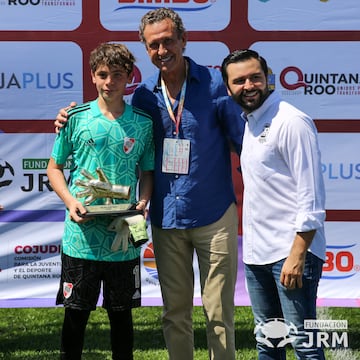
[245,252,325,360]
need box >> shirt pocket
[250,141,280,182]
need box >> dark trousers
[60,307,134,360]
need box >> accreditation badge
[162,138,190,174]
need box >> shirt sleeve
[51,121,73,165]
[278,112,326,232]
[138,120,155,172]
[216,95,245,155]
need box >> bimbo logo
[115,0,212,11]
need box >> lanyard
[161,62,188,136]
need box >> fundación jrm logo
[254,318,348,349]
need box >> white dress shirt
[241,91,326,265]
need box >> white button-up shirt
[241,91,326,265]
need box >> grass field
[0,306,359,359]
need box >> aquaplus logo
[115,0,212,12]
[0,71,74,90]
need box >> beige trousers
[152,203,238,360]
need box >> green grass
[0,306,359,359]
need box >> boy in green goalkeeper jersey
[47,42,154,360]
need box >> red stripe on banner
[0,120,56,133]
[1,120,360,134]
[326,210,360,221]
[314,120,360,132]
[0,118,360,133]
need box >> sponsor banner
[0,219,359,306]
[318,222,360,305]
[0,0,359,309]
[239,224,360,306]
[0,1,82,31]
[248,0,360,31]
[141,241,162,305]
[0,42,83,121]
[0,41,227,123]
[1,90,360,305]
[250,42,360,119]
[0,222,62,303]
[100,0,231,31]
[319,133,360,210]
[0,134,63,211]
[184,42,229,71]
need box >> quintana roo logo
[254,318,298,348]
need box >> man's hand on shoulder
[54,102,77,133]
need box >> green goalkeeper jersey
[51,99,154,261]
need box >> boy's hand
[67,199,88,223]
